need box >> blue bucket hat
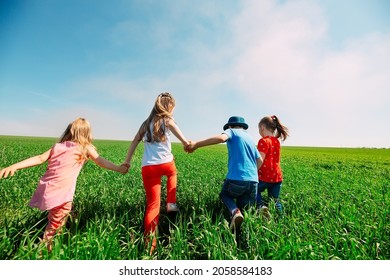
[223,116,249,130]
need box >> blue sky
[1,0,389,147]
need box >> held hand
[185,141,196,153]
[183,141,190,153]
[119,163,130,174]
[0,166,17,179]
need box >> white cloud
[97,0,390,147]
[4,0,388,147]
[219,0,390,147]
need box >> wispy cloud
[69,0,390,147]
[222,0,390,147]
[1,0,389,147]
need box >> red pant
[142,161,177,235]
[43,201,72,249]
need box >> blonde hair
[59,117,93,161]
[259,115,289,141]
[139,92,175,142]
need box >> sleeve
[257,138,269,154]
[222,128,232,140]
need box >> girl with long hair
[123,93,189,254]
[0,117,127,251]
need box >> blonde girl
[123,92,189,254]
[256,115,289,217]
[0,117,127,251]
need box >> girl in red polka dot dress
[256,115,289,217]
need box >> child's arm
[188,134,228,152]
[122,130,142,168]
[166,118,189,146]
[256,149,266,170]
[256,156,264,170]
[86,145,127,174]
[0,149,51,178]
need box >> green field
[0,136,389,260]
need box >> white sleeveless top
[141,119,173,167]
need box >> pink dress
[29,141,85,211]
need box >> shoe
[259,206,271,220]
[167,203,179,213]
[229,209,244,231]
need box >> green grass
[0,136,389,260]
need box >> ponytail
[272,115,289,141]
[259,115,289,141]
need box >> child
[0,117,127,251]
[256,115,289,218]
[122,92,189,254]
[186,116,262,233]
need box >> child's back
[30,141,84,211]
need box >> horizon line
[1,134,388,149]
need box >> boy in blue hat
[186,116,262,232]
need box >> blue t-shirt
[223,128,260,182]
